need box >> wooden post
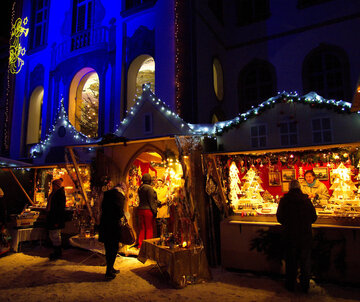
[33,168,37,203]
[7,168,35,205]
[210,155,229,217]
[67,147,94,220]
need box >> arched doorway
[127,55,155,114]
[26,86,43,145]
[125,149,183,254]
[69,68,99,137]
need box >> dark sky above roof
[0,0,15,44]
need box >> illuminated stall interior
[121,149,192,251]
[205,145,360,219]
[127,151,183,208]
[32,165,91,209]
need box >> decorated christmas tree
[228,162,241,207]
[329,163,357,202]
[238,166,264,204]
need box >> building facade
[7,0,175,159]
[2,0,360,160]
[193,0,360,123]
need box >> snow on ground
[0,245,359,302]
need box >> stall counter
[221,215,360,283]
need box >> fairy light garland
[30,99,99,158]
[114,84,192,136]
[3,2,17,152]
[174,0,184,115]
[212,91,353,136]
[27,87,357,158]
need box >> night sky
[0,0,15,43]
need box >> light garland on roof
[210,91,353,136]
[30,99,98,158]
[114,83,192,136]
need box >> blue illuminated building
[3,0,360,160]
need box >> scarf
[307,179,316,188]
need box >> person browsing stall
[301,170,330,203]
[46,178,66,260]
[137,173,160,248]
[99,182,126,280]
[276,180,317,293]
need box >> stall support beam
[67,147,94,220]
[210,155,229,217]
[7,168,34,205]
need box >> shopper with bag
[137,173,160,249]
[99,182,125,280]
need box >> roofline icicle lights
[30,99,98,158]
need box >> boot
[49,246,62,261]
[105,268,116,280]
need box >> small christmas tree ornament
[329,163,357,204]
[228,161,241,208]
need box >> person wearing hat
[99,182,125,280]
[46,178,66,260]
[276,179,317,293]
[137,173,159,248]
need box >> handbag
[119,217,135,245]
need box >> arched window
[69,68,99,137]
[238,59,276,112]
[26,86,43,145]
[303,45,350,101]
[127,55,155,114]
[213,58,224,101]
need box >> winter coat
[138,183,159,217]
[46,187,66,230]
[301,179,330,201]
[276,188,317,247]
[98,188,125,243]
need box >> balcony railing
[54,26,109,66]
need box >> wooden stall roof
[0,163,90,170]
[66,135,177,149]
[204,142,360,156]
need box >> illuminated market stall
[67,85,212,287]
[0,100,98,251]
[202,92,360,283]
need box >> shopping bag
[119,217,135,245]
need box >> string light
[174,0,184,115]
[30,99,99,158]
[210,91,353,136]
[114,84,192,136]
[3,2,17,152]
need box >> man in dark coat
[137,173,159,248]
[99,183,125,280]
[46,178,66,260]
[276,179,317,293]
